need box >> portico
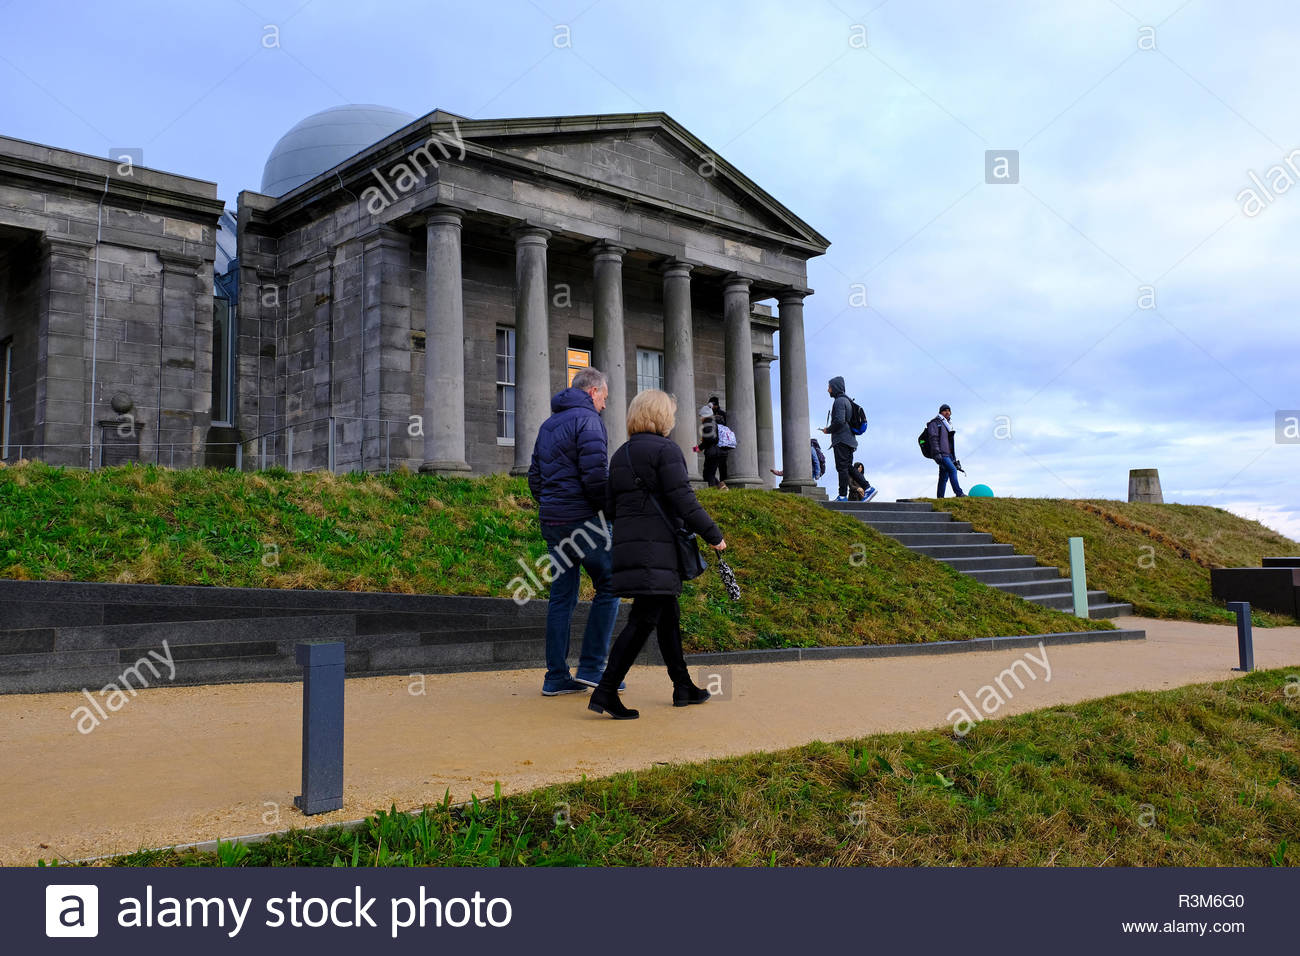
[233,109,830,490]
[0,105,831,486]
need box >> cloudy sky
[3,0,1296,535]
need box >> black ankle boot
[589,688,639,719]
[672,683,711,707]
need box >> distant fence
[1,416,416,473]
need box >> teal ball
[969,484,994,498]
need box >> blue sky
[2,0,1296,535]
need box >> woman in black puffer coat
[590,389,726,720]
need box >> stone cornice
[256,112,829,258]
[0,139,224,224]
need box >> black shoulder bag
[620,444,707,581]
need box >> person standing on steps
[927,403,966,498]
[820,376,860,501]
[695,396,730,489]
[590,389,726,720]
[527,366,622,697]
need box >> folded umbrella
[717,557,741,601]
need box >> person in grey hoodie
[820,376,867,501]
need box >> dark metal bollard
[294,641,345,815]
[1226,601,1254,673]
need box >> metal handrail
[3,414,417,474]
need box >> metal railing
[2,417,417,474]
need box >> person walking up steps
[820,376,868,502]
[927,403,965,498]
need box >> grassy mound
[0,461,1100,652]
[935,498,1298,625]
[95,668,1300,867]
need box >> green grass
[935,498,1299,626]
[0,461,1099,653]
[87,668,1300,867]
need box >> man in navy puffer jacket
[527,367,622,696]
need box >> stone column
[722,274,761,487]
[753,352,776,488]
[36,236,93,467]
[511,226,552,475]
[591,241,627,454]
[776,289,819,496]
[419,208,470,474]
[661,259,700,481]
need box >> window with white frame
[496,327,516,442]
[636,348,664,393]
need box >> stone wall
[0,136,223,467]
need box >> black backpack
[848,399,868,435]
[917,424,935,459]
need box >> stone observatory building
[0,104,830,493]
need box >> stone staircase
[825,500,1133,619]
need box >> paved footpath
[0,616,1296,865]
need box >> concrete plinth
[1128,468,1163,503]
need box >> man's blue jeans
[936,454,965,498]
[540,520,620,688]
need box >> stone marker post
[1068,536,1089,619]
[1227,601,1254,672]
[294,641,345,815]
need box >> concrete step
[854,520,973,535]
[993,579,1083,598]
[942,554,1041,572]
[823,501,934,513]
[848,510,957,524]
[910,543,1016,559]
[893,532,995,547]
[963,567,1063,586]
[1022,590,1115,611]
[1085,602,1134,619]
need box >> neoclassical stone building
[0,105,829,493]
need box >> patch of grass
[935,498,1299,626]
[0,462,1100,652]
[91,669,1300,867]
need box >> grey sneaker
[542,677,588,696]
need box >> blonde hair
[627,389,677,437]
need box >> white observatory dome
[260,104,417,197]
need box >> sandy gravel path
[1,616,1296,865]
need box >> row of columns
[416,205,817,493]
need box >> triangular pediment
[456,113,828,251]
